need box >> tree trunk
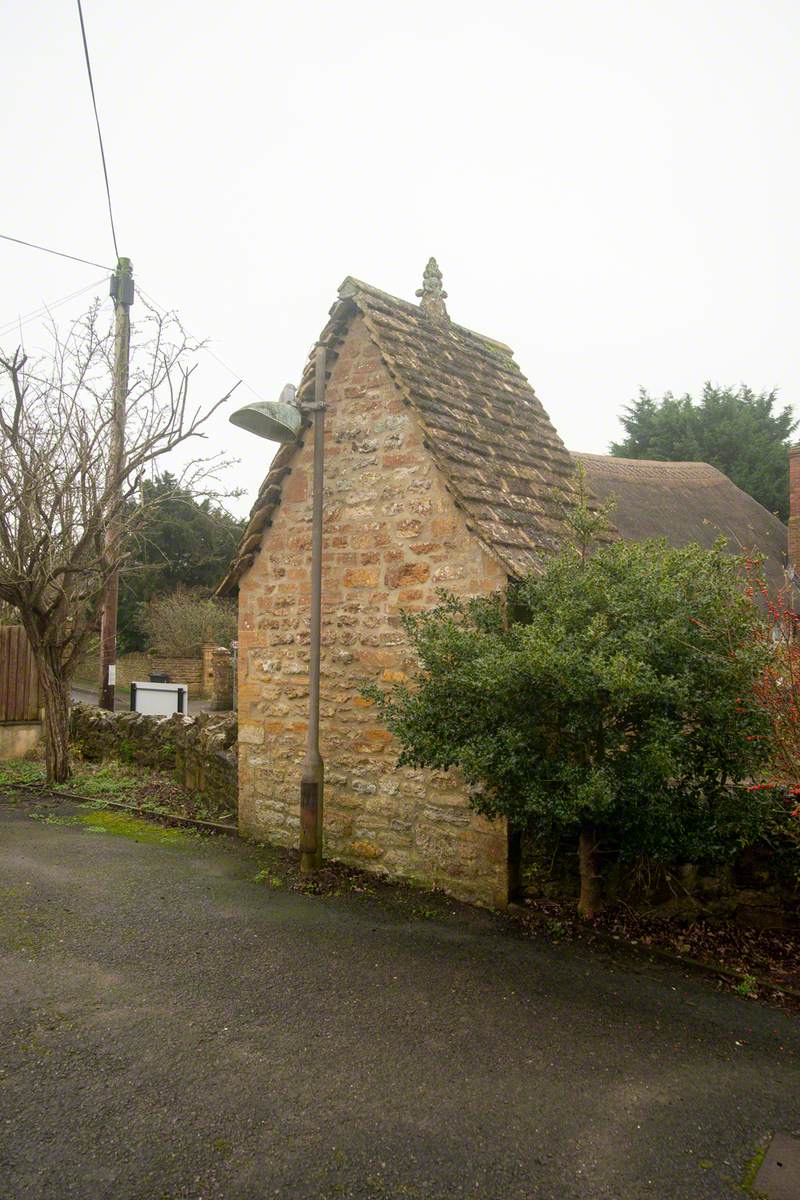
[38,656,72,785]
[577,823,603,918]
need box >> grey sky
[4,0,799,515]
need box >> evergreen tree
[611,384,796,520]
[118,475,245,651]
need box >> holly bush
[366,538,775,912]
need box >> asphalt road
[0,797,797,1200]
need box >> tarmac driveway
[0,796,797,1200]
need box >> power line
[201,345,266,403]
[137,284,265,402]
[0,276,108,340]
[75,0,120,260]
[0,278,262,408]
[0,232,112,272]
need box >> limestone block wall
[118,654,205,695]
[237,316,510,906]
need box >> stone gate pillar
[211,647,234,711]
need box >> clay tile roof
[217,272,591,593]
[573,452,788,593]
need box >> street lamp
[229,346,327,873]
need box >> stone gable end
[237,314,509,906]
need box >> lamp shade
[229,390,302,444]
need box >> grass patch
[254,868,286,889]
[66,760,235,824]
[69,761,142,797]
[734,973,759,999]
[0,760,45,787]
[0,758,151,798]
[1,753,235,826]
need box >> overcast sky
[3,0,799,515]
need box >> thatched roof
[217,267,595,594]
[573,453,788,593]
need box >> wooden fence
[0,626,41,723]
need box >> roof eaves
[214,297,362,596]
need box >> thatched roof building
[573,452,787,594]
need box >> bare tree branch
[0,300,239,782]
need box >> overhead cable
[0,277,108,340]
[137,284,266,403]
[0,232,112,272]
[75,0,120,260]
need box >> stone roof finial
[416,257,449,321]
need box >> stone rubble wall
[69,702,237,813]
[237,314,510,906]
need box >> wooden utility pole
[99,256,133,710]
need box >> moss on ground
[741,1139,769,1193]
[75,810,194,846]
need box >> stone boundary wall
[116,654,205,695]
[69,703,237,814]
[74,653,206,697]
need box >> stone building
[218,261,788,907]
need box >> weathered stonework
[70,702,237,813]
[210,646,234,711]
[202,643,217,697]
[238,316,510,905]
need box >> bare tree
[0,300,238,783]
